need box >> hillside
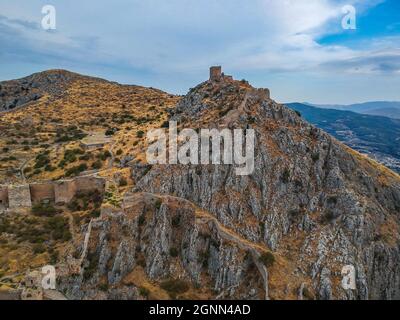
[0,70,179,185]
[1,70,400,300]
[364,107,400,120]
[287,103,400,173]
[310,101,400,120]
[61,71,400,300]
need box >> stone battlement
[209,66,234,82]
[0,176,105,212]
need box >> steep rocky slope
[60,76,400,300]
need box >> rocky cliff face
[59,193,268,300]
[61,77,400,300]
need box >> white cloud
[0,0,398,103]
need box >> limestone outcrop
[134,77,400,300]
[59,193,268,300]
[60,73,400,300]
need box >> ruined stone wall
[54,180,77,205]
[258,88,270,100]
[0,185,8,207]
[74,176,105,194]
[30,183,55,204]
[54,176,105,204]
[2,176,106,209]
[8,184,32,209]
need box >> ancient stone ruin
[0,176,105,212]
[209,66,234,82]
[209,66,270,99]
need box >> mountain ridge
[305,101,400,120]
[287,102,400,173]
[1,69,400,300]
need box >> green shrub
[302,287,315,300]
[34,152,50,168]
[281,168,290,183]
[32,203,59,217]
[83,252,99,280]
[160,279,189,298]
[155,199,162,210]
[45,216,71,241]
[289,209,301,219]
[49,249,59,264]
[24,167,32,174]
[90,209,101,218]
[311,152,320,162]
[139,287,150,298]
[91,160,102,170]
[32,243,46,254]
[79,154,90,161]
[169,247,179,257]
[171,215,181,227]
[259,252,275,268]
[65,163,87,177]
[100,150,111,161]
[138,214,146,226]
[327,196,338,205]
[322,210,336,224]
[99,283,109,292]
[105,129,115,136]
[119,177,128,187]
[44,164,56,172]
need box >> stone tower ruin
[210,66,222,81]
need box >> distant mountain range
[287,103,400,173]
[307,101,400,119]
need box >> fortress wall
[0,185,8,207]
[258,88,270,100]
[3,176,106,209]
[74,176,106,195]
[30,183,55,204]
[54,180,77,205]
[8,184,32,209]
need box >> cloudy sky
[0,0,399,104]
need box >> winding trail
[149,192,270,300]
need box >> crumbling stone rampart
[0,176,106,210]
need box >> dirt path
[154,193,268,253]
[152,192,270,300]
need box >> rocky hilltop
[58,69,400,300]
[0,70,81,112]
